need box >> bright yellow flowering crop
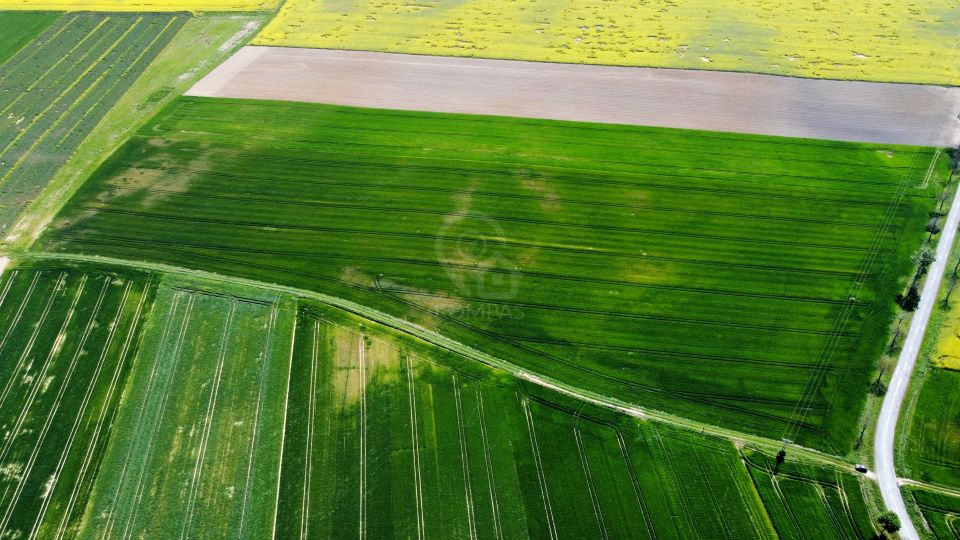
[255,0,960,85]
[0,0,278,11]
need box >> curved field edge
[2,12,269,252]
[0,257,884,537]
[36,96,953,453]
[253,0,960,86]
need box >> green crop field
[0,262,153,539]
[280,299,778,538]
[0,12,60,66]
[76,275,293,538]
[0,259,882,538]
[744,449,876,539]
[39,96,949,452]
[908,488,960,539]
[0,12,187,239]
[903,367,960,490]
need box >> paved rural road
[874,175,960,540]
[188,46,960,146]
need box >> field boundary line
[405,355,425,540]
[452,375,478,540]
[572,424,608,540]
[239,302,279,537]
[358,335,367,540]
[271,308,297,540]
[299,319,319,539]
[521,398,558,540]
[475,391,503,540]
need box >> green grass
[75,274,294,538]
[0,261,154,539]
[743,448,877,539]
[0,12,59,66]
[908,488,960,539]
[39,96,949,452]
[0,12,188,241]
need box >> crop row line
[181,299,236,538]
[520,398,558,540]
[781,135,928,443]
[78,204,892,253]
[452,376,479,540]
[405,354,425,540]
[119,182,886,230]
[59,230,872,279]
[0,272,65,415]
[134,145,910,203]
[394,288,858,337]
[239,303,279,538]
[474,391,503,540]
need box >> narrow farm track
[875,174,960,540]
[188,46,960,147]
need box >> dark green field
[903,366,960,490]
[908,488,960,539]
[39,97,949,452]
[0,12,59,65]
[0,263,153,539]
[0,12,187,238]
[744,449,876,539]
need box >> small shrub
[877,510,901,533]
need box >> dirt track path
[188,46,960,146]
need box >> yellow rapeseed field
[934,304,960,371]
[254,0,960,85]
[0,0,278,11]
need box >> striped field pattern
[0,12,186,237]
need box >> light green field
[255,0,960,85]
[75,275,293,538]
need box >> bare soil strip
[188,46,960,146]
